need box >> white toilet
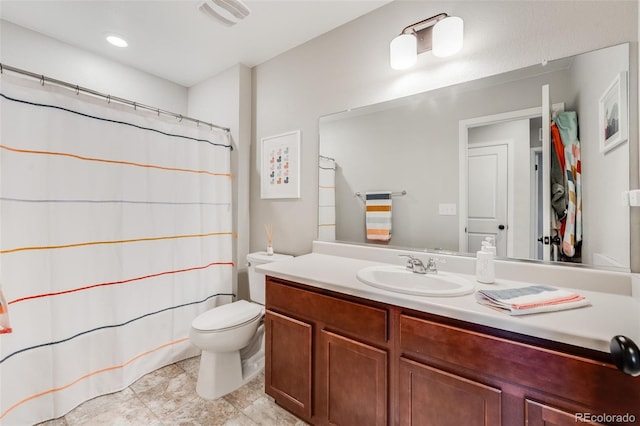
[189,251,292,399]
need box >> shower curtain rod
[0,63,231,133]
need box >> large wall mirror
[318,43,632,272]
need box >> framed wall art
[599,71,628,154]
[260,130,301,199]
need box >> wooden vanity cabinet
[265,277,390,425]
[265,276,639,425]
[398,313,637,425]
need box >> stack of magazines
[476,285,590,316]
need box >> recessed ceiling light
[106,35,128,48]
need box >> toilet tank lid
[192,300,263,331]
[247,251,293,264]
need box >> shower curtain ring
[178,115,183,122]
[133,102,137,110]
[40,75,45,86]
[0,63,3,74]
[156,108,160,117]
[106,95,111,104]
[75,85,80,95]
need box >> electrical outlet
[629,189,640,207]
[438,203,457,216]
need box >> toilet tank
[246,252,293,304]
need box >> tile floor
[37,356,307,426]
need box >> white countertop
[258,252,640,354]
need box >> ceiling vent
[198,0,251,26]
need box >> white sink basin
[356,265,475,297]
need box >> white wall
[252,0,639,257]
[0,20,187,113]
[569,43,631,268]
[188,64,252,298]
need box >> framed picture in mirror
[599,71,628,154]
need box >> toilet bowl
[189,251,292,399]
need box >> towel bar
[355,190,407,198]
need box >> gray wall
[568,44,631,268]
[251,1,639,261]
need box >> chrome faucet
[399,255,439,274]
[425,257,438,274]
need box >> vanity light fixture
[390,13,464,70]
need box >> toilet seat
[192,300,263,333]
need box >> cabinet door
[265,310,313,420]
[322,330,387,426]
[526,400,604,425]
[399,357,501,426]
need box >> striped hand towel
[476,285,590,315]
[366,191,392,242]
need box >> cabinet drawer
[267,278,387,344]
[399,314,640,416]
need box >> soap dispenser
[475,237,495,284]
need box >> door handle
[498,225,505,230]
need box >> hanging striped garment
[562,142,582,257]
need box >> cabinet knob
[610,335,640,377]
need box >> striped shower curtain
[317,156,336,241]
[0,75,234,425]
